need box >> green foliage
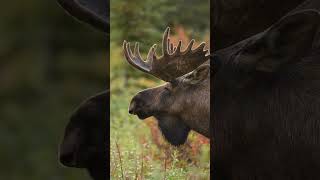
[111,0,210,48]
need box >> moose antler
[123,27,209,81]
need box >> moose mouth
[59,150,87,168]
[135,111,152,120]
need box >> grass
[110,41,210,179]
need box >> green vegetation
[110,0,210,179]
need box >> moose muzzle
[128,93,152,120]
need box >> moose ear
[57,0,109,34]
[184,64,210,84]
[239,10,320,73]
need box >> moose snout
[60,149,77,167]
[128,105,134,114]
[129,92,145,114]
[59,128,83,168]
[128,93,152,119]
[128,97,139,114]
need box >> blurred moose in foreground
[123,27,210,145]
[212,0,320,179]
[56,0,108,180]
[212,10,320,179]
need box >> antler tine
[147,44,157,62]
[134,42,143,60]
[169,43,174,54]
[193,42,206,53]
[123,40,150,73]
[162,27,170,56]
[126,42,134,58]
[123,41,133,60]
[167,37,171,54]
[175,40,182,54]
[205,50,210,58]
[185,39,195,52]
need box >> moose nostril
[128,100,137,114]
[60,152,75,166]
[129,106,136,114]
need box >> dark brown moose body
[124,28,210,146]
[212,10,320,179]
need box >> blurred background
[110,0,210,179]
[0,1,107,179]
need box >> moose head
[59,91,108,180]
[123,28,210,146]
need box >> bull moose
[212,10,320,179]
[56,0,108,180]
[123,28,210,145]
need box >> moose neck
[180,110,210,138]
[176,82,210,138]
